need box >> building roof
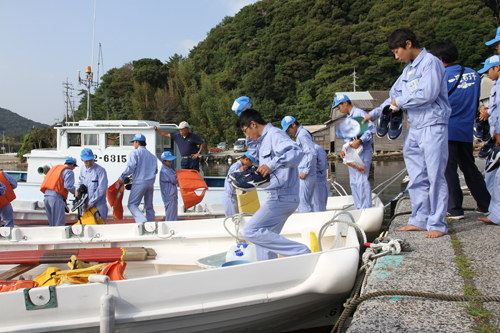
[302,125,327,134]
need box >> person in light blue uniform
[335,94,375,209]
[78,149,108,222]
[0,172,17,227]
[477,56,500,225]
[119,133,158,223]
[312,143,329,212]
[43,158,77,226]
[159,151,178,221]
[232,96,259,168]
[236,109,311,261]
[223,151,258,217]
[281,116,317,213]
[363,28,451,238]
[429,40,490,219]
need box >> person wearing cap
[232,96,259,168]
[281,116,317,213]
[77,148,108,222]
[153,122,205,172]
[159,151,178,221]
[223,151,258,217]
[429,40,491,220]
[478,27,500,129]
[334,94,375,210]
[118,133,158,223]
[235,109,310,261]
[40,157,78,226]
[362,28,451,238]
[0,170,18,227]
[312,144,329,212]
[477,55,500,225]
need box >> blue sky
[0,0,258,125]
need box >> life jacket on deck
[0,171,16,209]
[40,165,70,199]
[106,180,124,219]
[176,169,208,210]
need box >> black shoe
[72,193,88,212]
[483,123,491,142]
[229,165,257,181]
[474,120,484,140]
[479,137,496,159]
[376,106,391,138]
[232,169,271,191]
[388,109,403,140]
[486,146,500,173]
[124,175,133,191]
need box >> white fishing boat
[0,209,374,332]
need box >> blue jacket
[254,123,304,202]
[120,146,158,185]
[160,164,178,203]
[295,125,317,176]
[345,106,375,151]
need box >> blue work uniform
[242,123,311,261]
[345,106,375,209]
[223,160,243,217]
[312,144,328,212]
[0,172,17,227]
[444,65,490,216]
[294,125,317,213]
[120,146,158,223]
[45,167,76,226]
[79,162,108,222]
[171,132,203,171]
[486,80,500,224]
[370,49,451,234]
[160,164,178,221]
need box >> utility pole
[351,67,359,92]
[62,78,75,123]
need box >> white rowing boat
[0,208,380,332]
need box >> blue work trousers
[223,194,239,217]
[128,182,155,223]
[312,178,329,212]
[243,199,311,261]
[298,175,316,213]
[403,125,449,234]
[44,195,66,226]
[348,148,373,209]
[0,203,15,227]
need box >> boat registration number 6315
[94,154,127,163]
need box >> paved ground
[346,194,500,332]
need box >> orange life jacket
[106,180,124,219]
[40,165,70,199]
[0,171,16,209]
[176,169,208,210]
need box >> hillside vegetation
[74,0,498,146]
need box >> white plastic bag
[342,145,366,173]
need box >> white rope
[223,213,253,244]
[317,211,367,251]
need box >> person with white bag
[333,94,375,209]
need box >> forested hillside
[75,0,498,146]
[0,108,49,136]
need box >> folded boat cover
[176,169,208,210]
[107,180,124,219]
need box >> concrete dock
[346,194,500,333]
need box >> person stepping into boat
[159,151,178,222]
[334,94,375,210]
[223,151,258,217]
[477,56,500,225]
[77,149,108,223]
[362,28,451,238]
[0,170,17,227]
[281,116,317,213]
[235,109,311,261]
[118,134,158,223]
[154,122,205,172]
[40,157,78,226]
[429,40,491,220]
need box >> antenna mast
[62,78,75,123]
[351,67,359,92]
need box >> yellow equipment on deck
[236,189,260,214]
